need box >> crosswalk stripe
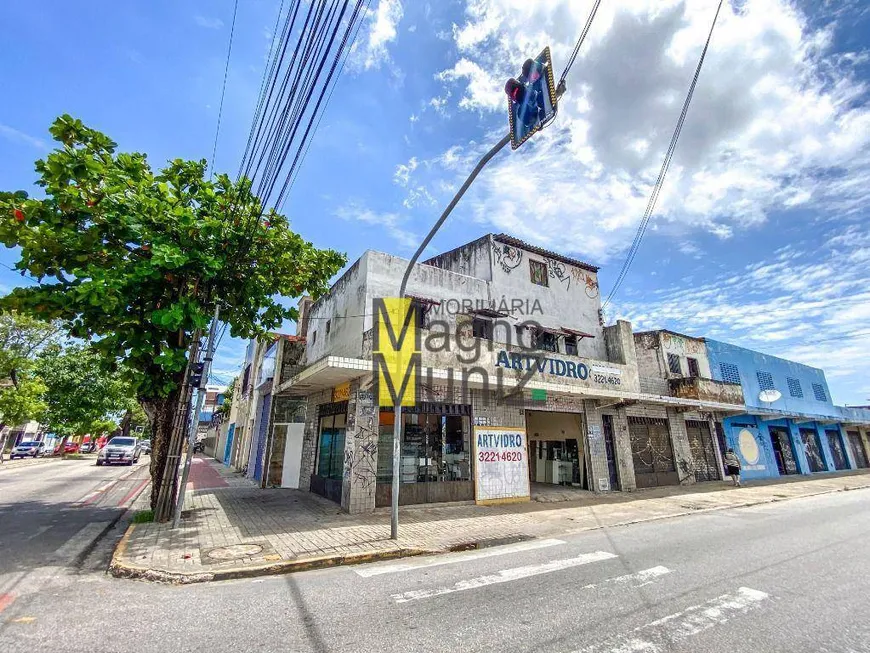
[355,538,567,577]
[391,550,617,603]
[573,586,770,653]
[581,566,671,590]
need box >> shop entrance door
[825,429,849,470]
[686,420,719,482]
[768,426,798,475]
[628,417,678,488]
[602,415,620,491]
[800,428,827,472]
[847,431,869,468]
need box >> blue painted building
[705,339,868,480]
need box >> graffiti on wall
[343,390,378,492]
[492,242,523,274]
[661,332,705,355]
[572,268,599,298]
[544,257,571,289]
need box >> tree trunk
[142,390,180,515]
[120,410,132,438]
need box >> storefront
[310,401,348,503]
[525,410,589,489]
[374,403,473,506]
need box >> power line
[209,0,240,179]
[558,0,602,86]
[602,0,724,311]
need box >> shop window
[529,260,549,287]
[472,317,493,340]
[756,370,774,391]
[564,335,578,356]
[534,329,557,352]
[720,362,740,384]
[377,411,471,484]
[316,413,346,480]
[812,383,827,402]
[686,357,700,378]
[787,377,803,398]
[667,353,681,375]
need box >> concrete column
[341,379,379,514]
[666,408,695,485]
[787,420,811,475]
[708,415,725,480]
[838,424,857,470]
[612,407,637,491]
[582,401,610,493]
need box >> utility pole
[173,306,220,528]
[388,69,566,539]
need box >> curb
[108,481,870,584]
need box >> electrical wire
[209,0,240,179]
[558,0,602,86]
[602,0,724,312]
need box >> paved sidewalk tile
[113,456,870,582]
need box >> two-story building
[705,339,870,480]
[255,234,747,514]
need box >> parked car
[9,440,47,459]
[64,441,80,454]
[79,442,96,454]
[96,437,140,466]
[138,440,152,455]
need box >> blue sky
[1,0,869,404]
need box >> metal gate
[602,415,620,491]
[768,426,798,475]
[800,428,827,472]
[686,420,719,482]
[253,394,272,482]
[628,416,678,488]
[223,423,235,465]
[847,431,869,469]
[825,429,849,470]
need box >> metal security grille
[628,417,678,488]
[787,377,803,398]
[800,428,827,472]
[756,371,774,391]
[720,362,740,384]
[667,353,681,375]
[825,430,849,470]
[768,426,798,475]
[686,420,719,482]
[847,431,869,469]
[812,383,827,402]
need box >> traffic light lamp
[190,362,205,387]
[504,47,558,150]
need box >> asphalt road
[1,476,869,653]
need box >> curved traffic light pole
[389,82,566,539]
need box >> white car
[96,437,140,466]
[9,440,47,459]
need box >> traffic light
[189,362,205,387]
[505,46,558,150]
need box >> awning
[407,294,441,306]
[561,327,596,339]
[469,307,510,319]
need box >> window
[325,319,331,335]
[787,377,803,398]
[686,357,700,378]
[472,317,492,340]
[667,353,682,375]
[311,330,317,345]
[756,371,774,391]
[720,362,740,384]
[564,335,578,356]
[529,260,549,286]
[812,382,827,402]
[534,329,557,352]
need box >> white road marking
[581,566,671,590]
[391,550,616,603]
[574,587,770,653]
[50,522,111,561]
[355,538,566,577]
[25,525,52,542]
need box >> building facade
[256,234,747,513]
[705,339,870,479]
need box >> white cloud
[419,0,870,262]
[0,123,46,149]
[335,201,418,249]
[351,0,403,70]
[194,15,224,29]
[393,157,418,186]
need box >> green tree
[215,376,236,419]
[34,345,130,453]
[0,115,345,509]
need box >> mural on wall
[571,269,600,298]
[544,257,571,289]
[735,427,771,472]
[492,242,523,273]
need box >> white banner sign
[473,426,530,503]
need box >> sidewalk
[111,456,870,583]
